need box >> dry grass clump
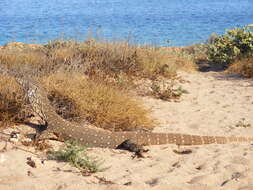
[137,46,196,78]
[0,75,28,125]
[79,40,196,78]
[0,41,77,76]
[183,44,208,61]
[0,46,46,70]
[227,55,253,78]
[42,39,196,79]
[150,81,189,101]
[0,39,196,130]
[0,40,196,80]
[40,72,155,132]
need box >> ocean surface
[0,0,253,46]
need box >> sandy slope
[1,71,253,190]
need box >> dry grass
[0,46,45,71]
[0,75,28,125]
[59,40,196,79]
[227,55,253,78]
[137,46,196,78]
[0,39,196,79]
[0,39,197,131]
[40,72,155,132]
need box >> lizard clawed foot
[32,130,59,151]
[36,131,58,141]
[173,144,192,155]
[116,139,149,158]
[35,127,59,143]
[34,121,58,142]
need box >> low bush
[41,72,155,132]
[207,26,253,67]
[151,80,188,101]
[0,39,196,80]
[228,55,253,78]
[47,140,105,174]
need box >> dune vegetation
[206,25,253,77]
[0,39,196,130]
[1,25,252,130]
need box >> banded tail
[107,132,253,148]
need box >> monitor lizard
[1,65,253,156]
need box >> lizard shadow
[209,72,253,87]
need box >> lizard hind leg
[36,130,59,141]
[116,139,149,158]
[35,122,59,142]
[173,144,193,155]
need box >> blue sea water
[0,0,253,46]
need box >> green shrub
[47,141,104,173]
[207,26,253,67]
[151,81,188,101]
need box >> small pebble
[0,153,6,164]
[9,138,19,143]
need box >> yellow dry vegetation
[0,75,27,124]
[228,55,253,78]
[0,39,197,130]
[41,72,155,131]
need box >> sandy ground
[1,71,253,190]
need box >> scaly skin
[1,65,253,150]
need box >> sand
[1,71,253,190]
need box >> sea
[0,0,253,46]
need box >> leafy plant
[207,26,253,67]
[47,141,105,173]
[151,81,188,101]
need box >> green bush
[207,26,253,67]
[47,141,105,173]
